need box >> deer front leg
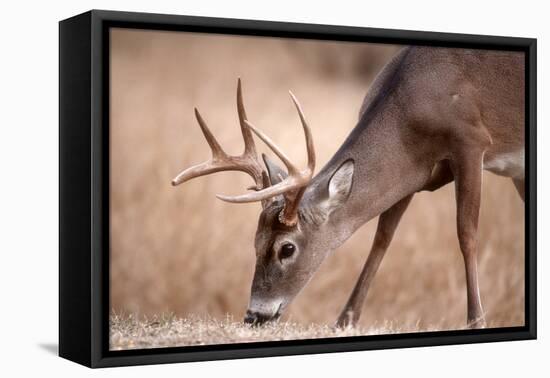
[336,194,413,328]
[453,151,487,328]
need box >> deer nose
[244,310,258,324]
[244,310,275,325]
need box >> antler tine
[244,120,299,175]
[237,78,257,157]
[194,108,226,160]
[172,161,227,187]
[172,81,266,189]
[289,91,316,173]
[216,175,301,203]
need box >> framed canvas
[59,10,537,368]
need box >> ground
[109,313,452,350]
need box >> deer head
[172,80,355,325]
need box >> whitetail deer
[173,46,524,328]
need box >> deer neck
[304,107,434,249]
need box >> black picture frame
[59,9,537,368]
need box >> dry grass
[109,29,525,349]
[109,313,441,350]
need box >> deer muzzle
[244,300,283,325]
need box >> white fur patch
[248,298,282,316]
[483,149,524,179]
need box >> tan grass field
[109,313,436,350]
[109,29,525,348]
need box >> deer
[172,46,524,329]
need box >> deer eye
[280,243,296,260]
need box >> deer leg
[336,194,413,328]
[512,178,525,201]
[452,151,487,328]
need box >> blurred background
[110,28,524,331]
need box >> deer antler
[216,91,316,226]
[172,81,316,227]
[171,79,268,193]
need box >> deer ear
[262,153,288,185]
[326,159,354,210]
